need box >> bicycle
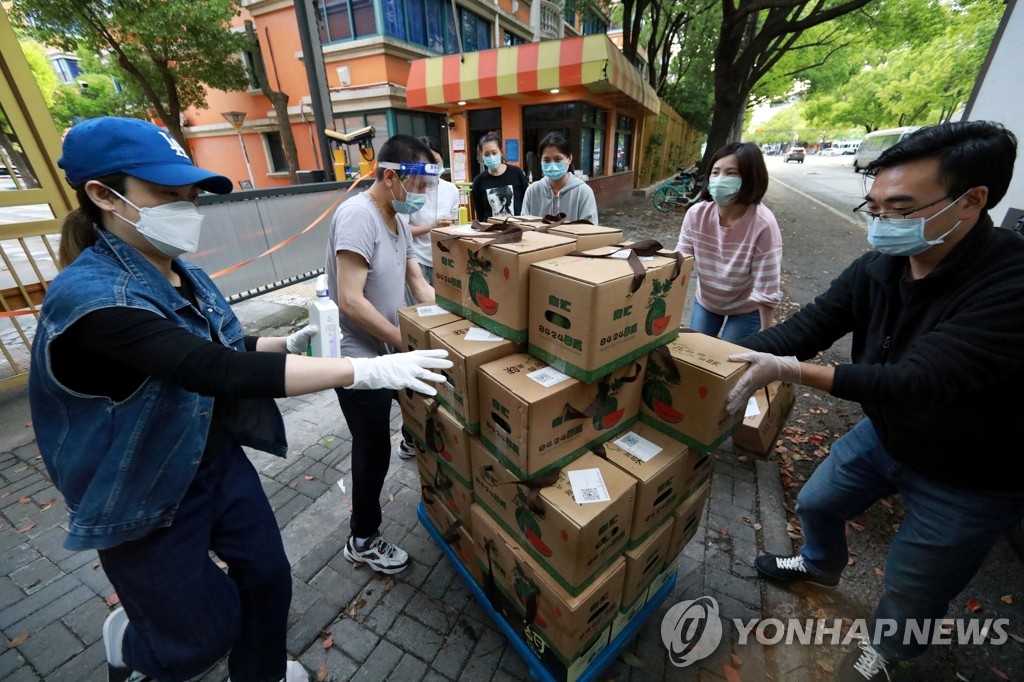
[653,165,701,212]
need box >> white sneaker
[343,533,410,574]
[398,439,417,460]
[229,660,308,682]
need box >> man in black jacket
[724,121,1024,682]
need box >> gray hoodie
[522,174,599,223]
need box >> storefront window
[522,101,607,179]
[504,31,527,47]
[316,0,378,44]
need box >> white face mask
[106,186,204,258]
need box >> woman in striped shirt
[676,142,782,342]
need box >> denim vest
[29,230,288,550]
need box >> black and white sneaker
[398,439,417,460]
[343,533,410,574]
[103,607,148,682]
[754,553,841,588]
[838,638,892,681]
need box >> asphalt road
[766,152,871,231]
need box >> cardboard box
[542,223,624,251]
[471,505,624,665]
[478,353,646,478]
[609,589,647,641]
[638,333,749,454]
[647,558,678,604]
[667,483,711,564]
[528,247,693,382]
[397,303,463,352]
[420,492,482,585]
[433,226,576,343]
[399,390,435,454]
[419,403,473,487]
[621,517,673,608]
[471,441,636,593]
[428,319,521,434]
[416,449,474,529]
[732,381,796,455]
[601,423,693,545]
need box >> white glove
[286,325,319,354]
[347,349,453,395]
[725,352,801,415]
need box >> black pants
[335,386,398,539]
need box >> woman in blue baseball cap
[30,117,452,682]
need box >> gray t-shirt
[325,192,414,358]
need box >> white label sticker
[416,305,447,317]
[568,468,611,504]
[527,366,571,387]
[745,397,761,419]
[464,327,504,342]
[614,431,663,462]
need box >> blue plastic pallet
[418,502,677,682]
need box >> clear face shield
[380,161,441,216]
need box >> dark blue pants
[797,419,1024,660]
[335,386,397,539]
[99,445,291,682]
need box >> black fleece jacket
[743,214,1024,492]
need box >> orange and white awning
[406,35,659,114]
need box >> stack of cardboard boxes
[399,219,759,681]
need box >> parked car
[853,126,920,172]
[785,147,805,163]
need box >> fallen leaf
[753,523,762,531]
[388,493,395,502]
[6,633,29,649]
[873,567,884,578]
[955,672,969,682]
[15,523,36,534]
[737,455,750,462]
[322,633,334,649]
[741,516,750,524]
[723,663,742,682]
[847,556,857,566]
[323,437,334,446]
[809,434,825,445]
[39,499,57,511]
[384,578,397,593]
[304,475,315,481]
[817,660,834,673]
[18,496,32,504]
[1008,631,1024,644]
[991,666,1009,680]
[92,561,101,570]
[731,653,743,667]
[0,492,9,499]
[106,593,120,607]
[621,651,644,668]
[215,559,228,570]
[25,421,32,428]
[1001,595,1013,605]
[316,664,329,682]
[720,528,730,537]
[967,599,982,613]
[848,521,864,532]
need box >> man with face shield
[30,118,451,682]
[324,135,441,576]
[722,121,1024,681]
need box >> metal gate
[0,8,76,390]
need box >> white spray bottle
[307,274,341,357]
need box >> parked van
[853,126,920,172]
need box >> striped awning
[406,35,660,114]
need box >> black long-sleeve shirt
[742,215,1024,492]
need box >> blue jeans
[689,301,761,342]
[99,445,291,682]
[796,419,1024,660]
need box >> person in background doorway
[31,117,451,682]
[326,135,443,575]
[470,132,527,221]
[405,136,461,305]
[675,142,782,342]
[522,131,599,223]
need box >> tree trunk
[246,21,299,183]
[700,74,750,172]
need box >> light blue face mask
[542,161,568,181]
[708,176,743,205]
[866,192,966,256]
[483,154,502,170]
[390,185,427,215]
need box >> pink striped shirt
[675,200,783,316]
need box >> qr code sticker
[578,487,601,502]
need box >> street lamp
[221,111,256,189]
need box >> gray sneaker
[343,533,410,574]
[398,439,417,460]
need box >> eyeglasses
[852,195,953,221]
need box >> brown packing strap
[480,539,538,634]
[478,464,560,515]
[566,238,662,295]
[424,401,442,453]
[562,361,641,423]
[440,517,463,544]
[435,223,524,259]
[653,344,681,383]
[541,212,567,227]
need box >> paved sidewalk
[3,270,1021,681]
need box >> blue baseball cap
[58,117,232,194]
